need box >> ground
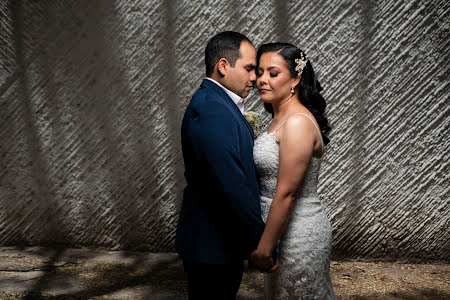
[0,247,448,299]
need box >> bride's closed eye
[256,70,279,77]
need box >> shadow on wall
[8,0,72,247]
[4,0,449,261]
[5,0,184,250]
[331,1,376,258]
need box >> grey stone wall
[1,0,448,261]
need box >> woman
[250,43,336,299]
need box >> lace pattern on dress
[254,126,336,300]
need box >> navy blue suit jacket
[176,79,266,264]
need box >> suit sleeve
[187,101,265,251]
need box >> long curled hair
[257,43,331,145]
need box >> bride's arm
[251,115,316,271]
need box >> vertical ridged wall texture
[0,0,448,261]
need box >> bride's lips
[259,88,271,93]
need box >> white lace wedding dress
[253,113,336,300]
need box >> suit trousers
[183,260,244,300]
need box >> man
[176,31,273,299]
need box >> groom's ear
[217,58,229,77]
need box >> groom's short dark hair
[205,31,252,77]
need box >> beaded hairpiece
[294,52,308,77]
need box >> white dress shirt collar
[205,78,244,114]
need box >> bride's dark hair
[256,43,331,145]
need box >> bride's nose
[257,71,268,86]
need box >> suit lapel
[200,79,255,140]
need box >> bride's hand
[270,259,280,272]
[250,249,278,273]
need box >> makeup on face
[256,52,295,101]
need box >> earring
[291,87,295,94]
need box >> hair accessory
[294,52,308,77]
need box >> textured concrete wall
[1,0,448,261]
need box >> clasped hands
[249,249,279,273]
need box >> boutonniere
[243,111,264,139]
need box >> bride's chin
[258,96,272,103]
